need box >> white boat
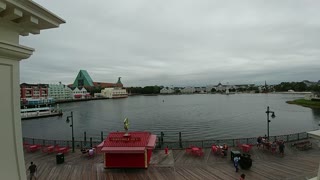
[226,87,230,95]
[21,107,63,120]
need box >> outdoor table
[47,146,55,153]
[192,147,200,152]
[263,142,272,150]
[241,144,250,153]
[57,147,69,154]
[28,145,39,152]
[212,145,223,155]
[42,145,55,153]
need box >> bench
[292,141,312,150]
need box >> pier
[24,138,320,180]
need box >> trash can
[230,150,241,161]
[239,153,252,169]
[56,153,64,164]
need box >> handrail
[23,131,309,150]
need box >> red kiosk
[98,131,157,168]
[97,118,157,168]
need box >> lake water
[22,94,320,141]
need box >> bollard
[165,146,168,154]
[179,132,182,148]
[161,132,164,145]
[158,137,162,148]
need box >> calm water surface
[22,94,320,141]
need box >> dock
[24,139,320,180]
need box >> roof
[101,131,156,148]
[2,0,65,36]
[79,70,94,86]
[307,130,320,140]
[116,77,123,85]
[93,82,118,88]
[101,147,145,153]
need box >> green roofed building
[71,70,123,89]
[73,70,94,87]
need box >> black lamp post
[266,106,276,140]
[66,111,75,153]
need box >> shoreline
[286,99,320,109]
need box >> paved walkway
[24,139,320,180]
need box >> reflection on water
[311,108,320,120]
[22,94,318,141]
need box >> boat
[21,107,63,120]
[226,87,230,95]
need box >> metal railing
[23,131,309,150]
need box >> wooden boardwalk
[24,140,320,180]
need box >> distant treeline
[273,82,320,92]
[88,81,320,95]
[127,86,162,94]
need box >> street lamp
[66,111,75,153]
[266,106,276,140]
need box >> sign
[109,137,141,141]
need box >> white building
[48,83,72,100]
[181,87,195,94]
[195,87,206,93]
[160,87,175,94]
[0,1,65,179]
[101,88,128,98]
[72,87,90,99]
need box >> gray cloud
[20,0,320,86]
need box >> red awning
[101,146,146,153]
[96,141,105,154]
[146,135,157,149]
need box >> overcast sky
[20,0,320,87]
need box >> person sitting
[88,148,94,157]
[221,144,228,156]
[81,148,88,154]
[271,141,277,154]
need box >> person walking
[27,162,37,180]
[233,156,240,172]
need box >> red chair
[212,144,223,156]
[195,148,204,156]
[211,145,218,153]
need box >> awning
[307,130,320,140]
[146,134,157,149]
[96,141,105,154]
[101,147,146,153]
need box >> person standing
[279,141,285,157]
[257,136,262,149]
[27,162,37,180]
[222,144,228,156]
[233,156,240,172]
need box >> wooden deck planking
[24,139,320,180]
